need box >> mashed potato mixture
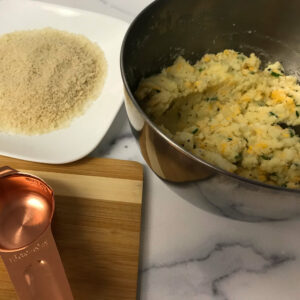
[135,50,300,188]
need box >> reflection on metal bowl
[121,0,300,221]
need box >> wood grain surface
[0,157,143,300]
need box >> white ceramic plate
[0,0,128,163]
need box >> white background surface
[21,0,300,299]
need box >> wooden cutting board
[0,156,143,300]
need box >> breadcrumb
[0,28,107,134]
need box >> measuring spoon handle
[1,227,74,300]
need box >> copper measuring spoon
[0,166,73,300]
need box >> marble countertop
[37,0,300,299]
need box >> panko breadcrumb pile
[0,28,107,134]
[135,49,300,188]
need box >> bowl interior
[122,0,300,93]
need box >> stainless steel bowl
[121,0,300,221]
